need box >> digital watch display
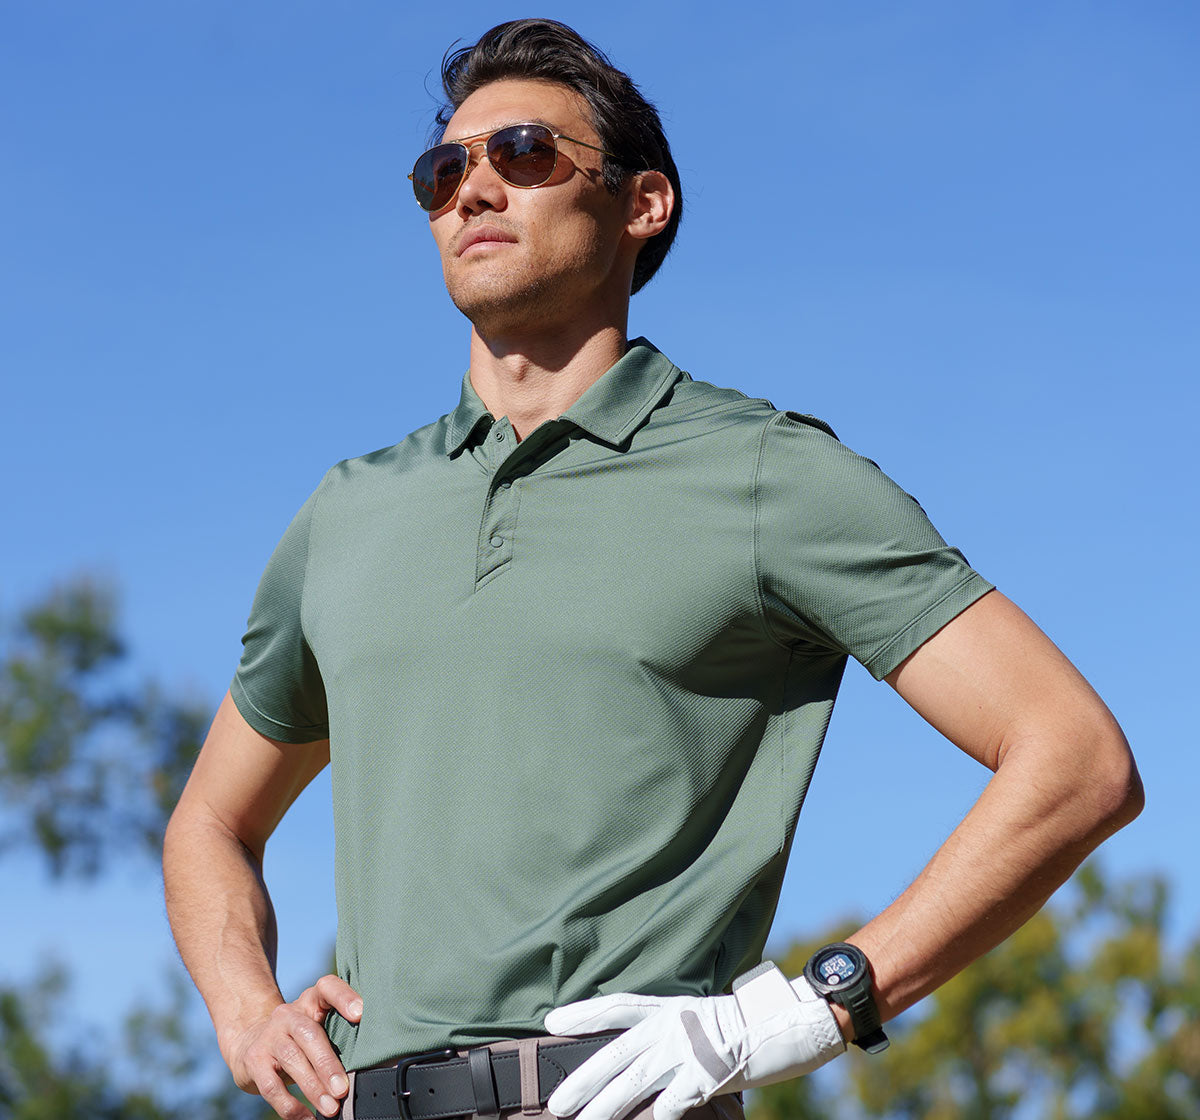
[803,942,889,1054]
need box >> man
[163,18,1143,1120]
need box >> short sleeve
[230,486,330,742]
[755,412,993,679]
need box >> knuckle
[259,1080,293,1115]
[313,974,344,1003]
[264,1081,307,1117]
[234,1071,258,1094]
[275,1039,304,1068]
[244,1049,276,1080]
[314,1052,343,1078]
[275,1093,308,1120]
[294,1021,322,1045]
[270,1002,299,1027]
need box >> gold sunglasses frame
[408,123,619,212]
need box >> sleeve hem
[230,673,330,744]
[862,573,996,681]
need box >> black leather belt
[352,1034,618,1120]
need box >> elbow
[1082,721,1144,841]
[1106,751,1144,832]
[1008,711,1144,849]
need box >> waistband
[346,1033,619,1120]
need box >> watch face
[815,949,858,988]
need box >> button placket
[476,470,519,585]
[472,419,570,588]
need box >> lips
[456,224,519,256]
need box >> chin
[448,273,564,337]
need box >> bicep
[172,689,330,856]
[885,590,1127,773]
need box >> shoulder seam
[753,413,802,653]
[299,466,337,675]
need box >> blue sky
[2,0,1197,1062]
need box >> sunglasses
[409,123,618,212]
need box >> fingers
[546,992,666,1036]
[548,1016,662,1118]
[239,1004,343,1117]
[652,1066,712,1120]
[573,1050,675,1120]
[232,976,362,1120]
[544,989,673,1118]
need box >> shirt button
[490,535,503,548]
[494,429,506,442]
[498,480,512,490]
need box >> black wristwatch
[803,942,889,1053]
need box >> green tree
[0,579,280,1118]
[749,865,1200,1120]
[0,579,208,875]
[0,963,168,1120]
[0,963,279,1120]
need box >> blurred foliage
[750,864,1200,1120]
[0,964,275,1120]
[0,578,278,1117]
[0,579,209,876]
[0,963,166,1120]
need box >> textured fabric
[231,339,993,1071]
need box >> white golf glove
[544,963,846,1120]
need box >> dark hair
[436,19,681,295]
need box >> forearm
[842,718,1143,1029]
[163,806,286,1063]
[165,696,354,1119]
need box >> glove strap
[732,961,800,1022]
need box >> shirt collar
[443,337,682,456]
[444,373,492,455]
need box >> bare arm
[538,590,1144,1120]
[832,590,1143,1035]
[163,691,361,1120]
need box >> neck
[467,321,629,441]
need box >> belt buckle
[396,1047,458,1120]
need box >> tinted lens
[412,143,468,211]
[487,125,558,187]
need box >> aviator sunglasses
[409,122,619,212]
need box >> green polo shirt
[231,338,992,1070]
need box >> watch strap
[843,981,888,1052]
[853,1027,890,1054]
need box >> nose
[455,142,507,216]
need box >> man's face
[427,78,634,337]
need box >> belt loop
[340,1070,356,1120]
[468,1046,500,1119]
[518,1039,541,1114]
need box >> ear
[624,170,674,243]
